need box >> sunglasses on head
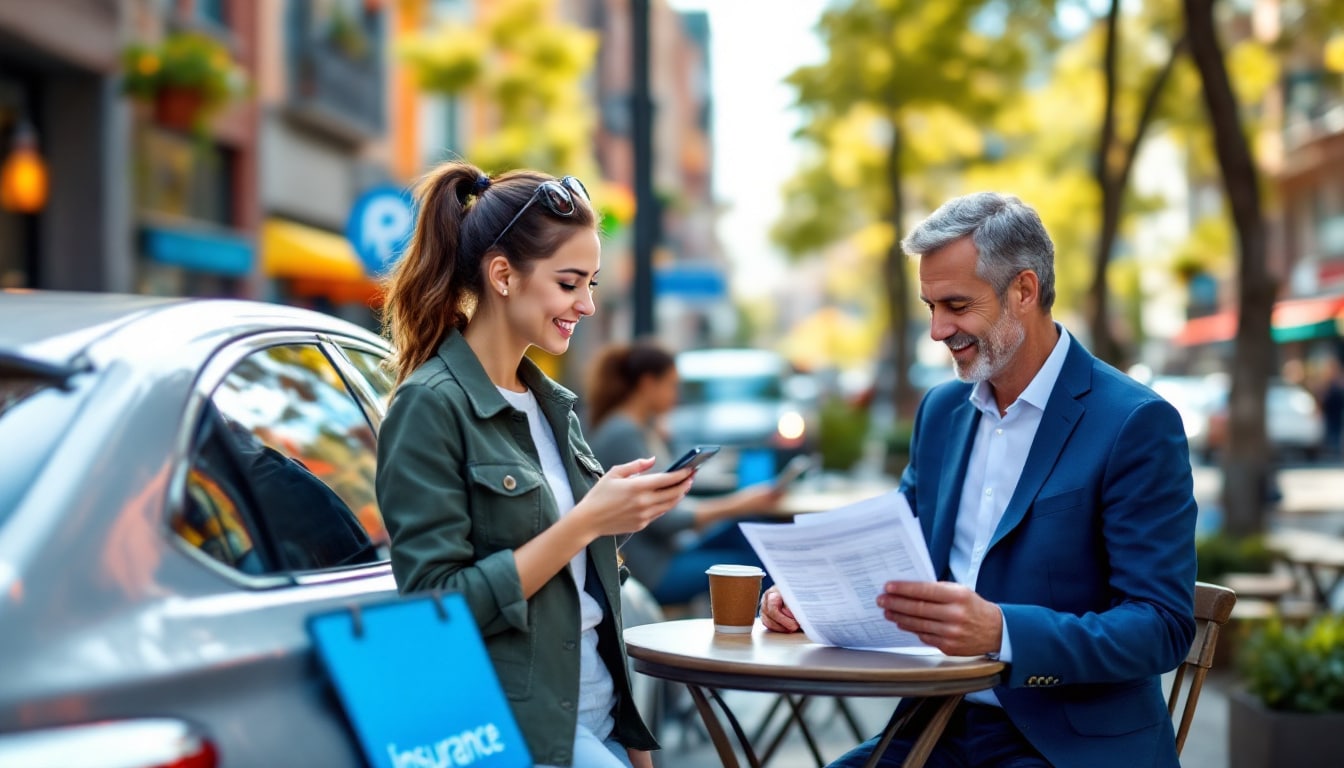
[486,175,590,252]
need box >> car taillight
[154,739,217,768]
[0,718,217,768]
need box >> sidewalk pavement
[641,463,1344,767]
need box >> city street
[649,462,1344,768]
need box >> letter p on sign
[348,186,415,276]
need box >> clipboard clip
[347,590,451,639]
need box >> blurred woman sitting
[586,341,781,606]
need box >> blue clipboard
[307,592,531,768]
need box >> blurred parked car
[0,291,399,767]
[1205,378,1325,462]
[665,348,817,494]
[1146,375,1224,460]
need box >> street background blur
[4,1,1344,765]
[3,1,1341,479]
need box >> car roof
[677,348,787,379]
[0,291,188,366]
[0,290,385,368]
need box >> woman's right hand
[575,456,694,538]
[759,585,801,633]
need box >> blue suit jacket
[901,337,1196,768]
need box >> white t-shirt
[497,386,616,739]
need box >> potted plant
[1229,614,1344,767]
[122,32,246,131]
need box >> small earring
[501,288,509,297]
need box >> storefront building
[0,1,129,292]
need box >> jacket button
[503,475,517,491]
[561,699,574,711]
[564,640,576,650]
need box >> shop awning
[1173,293,1344,346]
[1173,312,1236,347]
[1270,294,1344,342]
[261,218,382,305]
[262,218,365,281]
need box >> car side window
[340,345,395,403]
[176,343,389,576]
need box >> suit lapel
[931,399,980,579]
[989,341,1092,550]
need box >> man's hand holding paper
[876,580,1004,657]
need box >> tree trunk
[1184,0,1276,537]
[1088,0,1124,366]
[1089,1,1186,367]
[884,118,911,424]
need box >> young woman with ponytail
[376,161,688,768]
[585,342,782,606]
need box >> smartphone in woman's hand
[665,445,721,472]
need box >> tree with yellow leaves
[399,0,599,178]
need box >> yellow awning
[261,218,365,281]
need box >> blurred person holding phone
[376,160,692,768]
[585,341,784,605]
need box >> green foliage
[1195,532,1274,582]
[1240,614,1344,713]
[399,0,599,177]
[121,32,246,108]
[817,396,868,472]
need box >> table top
[1268,529,1344,567]
[624,619,1004,697]
[775,485,898,516]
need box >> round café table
[625,618,1004,768]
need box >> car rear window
[680,374,782,405]
[0,376,87,525]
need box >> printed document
[739,490,939,652]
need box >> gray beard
[952,312,1026,384]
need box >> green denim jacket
[375,330,657,766]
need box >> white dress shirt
[951,326,1070,706]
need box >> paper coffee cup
[705,564,766,634]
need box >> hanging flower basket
[153,86,207,132]
[122,32,246,132]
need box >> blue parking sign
[347,185,415,276]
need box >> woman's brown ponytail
[382,162,484,387]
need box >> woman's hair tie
[473,174,492,195]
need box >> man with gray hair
[762,192,1197,767]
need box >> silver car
[0,291,399,766]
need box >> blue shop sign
[347,186,415,276]
[655,263,727,303]
[143,225,253,277]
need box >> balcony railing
[287,39,384,143]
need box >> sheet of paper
[740,490,939,651]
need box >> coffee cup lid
[705,564,766,577]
